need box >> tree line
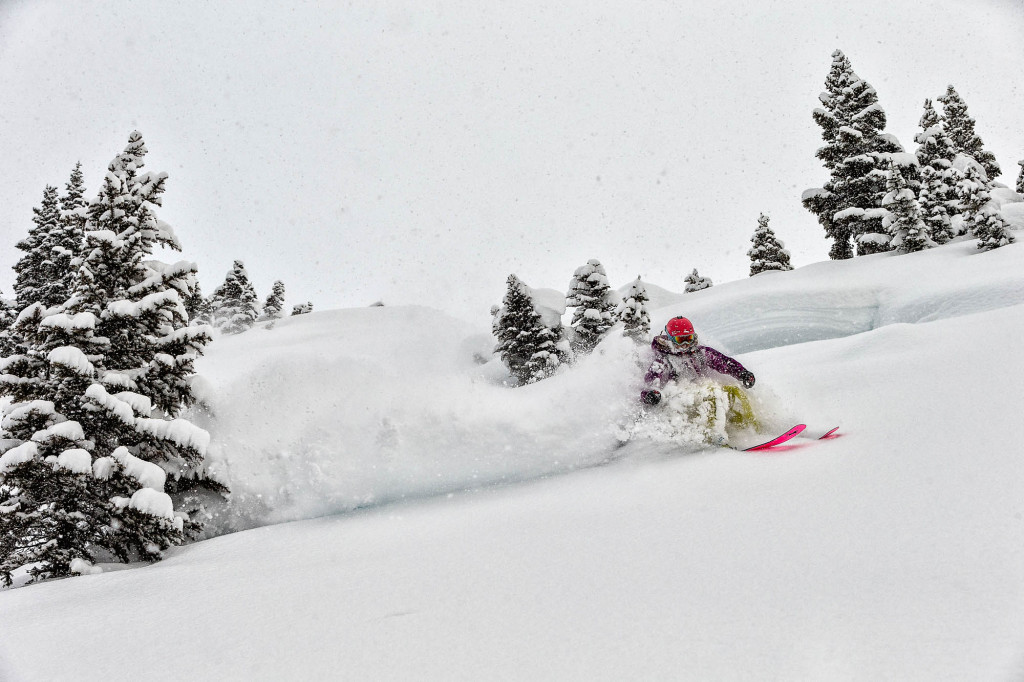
[803,50,1019,258]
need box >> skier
[640,316,755,407]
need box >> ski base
[742,424,806,451]
[818,426,841,439]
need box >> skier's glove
[738,370,755,389]
[641,389,662,406]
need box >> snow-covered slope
[2,238,1024,680]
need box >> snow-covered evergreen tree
[0,291,16,356]
[917,166,955,245]
[938,85,1000,180]
[494,274,566,385]
[684,269,713,293]
[209,260,259,334]
[261,280,286,322]
[54,162,88,295]
[291,302,313,316]
[615,276,651,342]
[747,214,794,276]
[13,185,62,311]
[956,165,1015,251]
[882,160,933,254]
[0,131,216,584]
[913,100,960,245]
[1016,159,1024,195]
[566,259,617,354]
[802,50,903,259]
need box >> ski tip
[743,424,807,451]
[819,426,841,440]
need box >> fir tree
[913,100,960,244]
[14,185,62,311]
[54,162,88,295]
[565,259,617,354]
[183,280,208,324]
[615,276,651,342]
[917,166,955,245]
[261,280,286,322]
[938,85,1001,180]
[957,165,1015,251]
[882,160,933,254]
[803,50,903,259]
[493,274,566,385]
[0,131,217,584]
[1016,159,1024,195]
[684,269,713,293]
[0,291,16,356]
[209,260,259,334]
[747,214,794,276]
[291,302,313,316]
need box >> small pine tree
[0,291,16,356]
[938,85,1001,180]
[957,165,1015,251]
[209,260,259,334]
[684,269,713,293]
[54,162,88,294]
[917,166,955,245]
[615,276,651,342]
[1016,159,1024,195]
[566,259,618,354]
[747,214,794,276]
[14,185,63,311]
[494,274,566,384]
[291,302,313,316]
[882,160,933,254]
[183,280,207,324]
[262,280,286,322]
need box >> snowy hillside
[3,236,1024,680]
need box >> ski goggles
[671,333,696,345]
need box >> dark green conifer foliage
[616,276,651,342]
[14,185,62,310]
[938,86,1001,180]
[684,269,713,293]
[882,160,933,254]
[957,165,1015,251]
[1016,159,1024,195]
[803,50,903,259]
[494,274,565,385]
[262,280,286,322]
[747,214,794,276]
[566,259,617,354]
[917,166,955,245]
[210,260,260,334]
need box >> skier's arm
[644,354,676,387]
[703,347,749,381]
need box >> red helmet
[665,316,698,349]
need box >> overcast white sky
[0,0,1021,322]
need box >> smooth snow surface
[2,238,1024,680]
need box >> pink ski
[818,426,840,440]
[742,424,806,451]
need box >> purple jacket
[643,334,748,387]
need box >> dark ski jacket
[643,334,749,387]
